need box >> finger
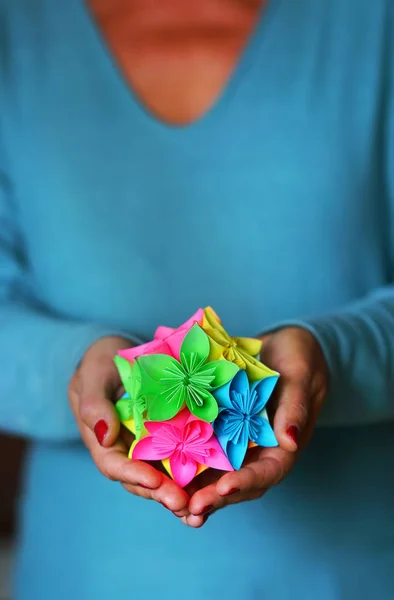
[122,480,190,517]
[216,447,293,497]
[184,468,224,497]
[188,469,265,517]
[187,478,263,523]
[77,355,123,447]
[188,447,294,517]
[184,512,212,528]
[272,379,310,452]
[152,477,190,514]
[83,423,162,490]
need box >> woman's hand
[184,327,328,527]
[68,336,190,517]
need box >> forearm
[0,301,138,440]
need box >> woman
[1,0,393,598]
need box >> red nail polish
[225,487,240,496]
[286,425,299,446]
[139,483,154,490]
[94,420,108,445]
[200,504,214,516]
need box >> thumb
[272,379,310,452]
[77,354,122,447]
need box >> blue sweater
[1,0,393,598]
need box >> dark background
[0,434,26,538]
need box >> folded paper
[138,324,239,422]
[154,306,276,381]
[132,408,233,487]
[114,357,147,440]
[118,338,173,363]
[202,307,278,381]
[213,369,279,469]
[114,307,279,482]
[154,308,204,361]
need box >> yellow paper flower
[202,307,278,381]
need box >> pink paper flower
[132,408,233,487]
[118,309,204,363]
[153,308,204,361]
[117,338,173,363]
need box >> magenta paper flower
[153,308,204,361]
[119,309,204,363]
[118,338,173,363]
[132,408,233,487]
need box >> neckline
[79,0,281,133]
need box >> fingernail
[223,487,240,496]
[286,425,299,446]
[199,504,214,516]
[139,483,155,490]
[94,420,108,445]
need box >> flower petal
[138,354,181,382]
[251,375,279,413]
[212,410,230,436]
[201,436,234,472]
[114,356,142,399]
[205,360,239,388]
[154,310,205,359]
[183,419,214,446]
[115,398,134,421]
[150,407,192,432]
[163,330,190,362]
[170,453,198,487]
[186,389,219,422]
[203,306,226,334]
[251,417,278,447]
[180,324,210,366]
[212,380,233,409]
[118,339,173,362]
[226,435,249,470]
[147,387,185,421]
[229,369,249,398]
[133,408,148,441]
[234,336,263,357]
[239,350,279,382]
[154,325,175,340]
[144,420,170,435]
[113,355,133,387]
[132,435,170,461]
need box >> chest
[3,0,390,334]
[86,0,264,124]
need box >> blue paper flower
[213,369,278,469]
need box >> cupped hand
[68,336,190,517]
[184,327,328,527]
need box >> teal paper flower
[213,369,278,469]
[137,324,239,422]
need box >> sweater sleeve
[0,158,141,442]
[272,12,394,428]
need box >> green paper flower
[137,324,239,422]
[114,356,147,440]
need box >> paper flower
[118,338,173,363]
[202,306,277,381]
[153,308,204,361]
[138,324,239,422]
[132,408,233,487]
[213,369,278,469]
[114,357,147,440]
